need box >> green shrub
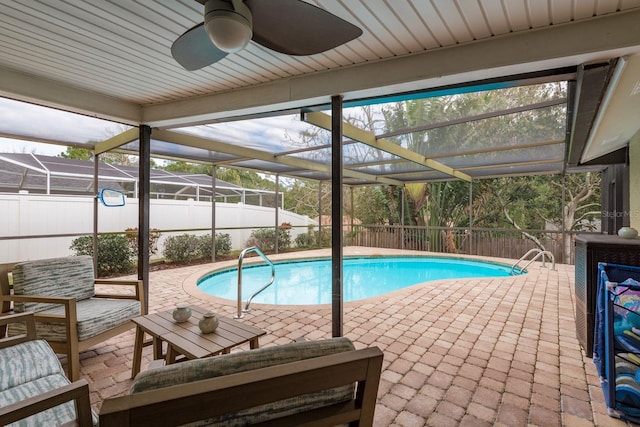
[70,234,134,277]
[195,234,212,260]
[163,232,232,263]
[245,227,291,252]
[197,233,233,258]
[294,226,330,248]
[162,234,200,263]
[214,233,232,255]
[294,232,316,248]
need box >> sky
[0,96,131,158]
[0,137,66,156]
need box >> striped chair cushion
[9,298,141,342]
[0,340,99,426]
[131,337,356,426]
[0,340,64,390]
[0,374,78,427]
[0,340,83,427]
[12,256,95,313]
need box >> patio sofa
[1,319,382,427]
[99,337,384,426]
[0,312,94,427]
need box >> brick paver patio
[74,247,628,426]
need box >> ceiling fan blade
[171,23,228,71]
[246,0,362,56]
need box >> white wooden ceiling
[1,0,640,167]
[3,0,626,105]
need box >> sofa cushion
[9,298,141,342]
[12,256,95,313]
[131,337,356,426]
[0,374,78,427]
[0,340,65,391]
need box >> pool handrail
[510,248,555,275]
[235,246,275,318]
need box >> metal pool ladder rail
[235,246,275,319]
[510,248,555,275]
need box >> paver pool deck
[76,247,628,426]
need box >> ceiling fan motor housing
[204,0,253,53]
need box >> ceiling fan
[172,0,363,71]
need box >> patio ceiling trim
[151,129,403,186]
[0,65,141,126]
[303,112,473,182]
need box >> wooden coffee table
[131,305,266,378]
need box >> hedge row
[70,231,231,277]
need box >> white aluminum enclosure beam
[94,128,140,155]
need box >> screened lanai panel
[229,159,310,176]
[466,162,565,178]
[350,160,433,177]
[292,170,332,182]
[175,114,332,154]
[388,103,566,158]
[287,142,405,167]
[121,139,241,164]
[97,162,138,182]
[151,173,243,191]
[388,170,453,182]
[99,163,248,196]
[45,177,125,194]
[0,98,133,145]
[42,156,103,178]
[0,153,137,181]
[0,153,47,171]
[435,143,565,170]
[92,162,135,180]
[0,166,126,195]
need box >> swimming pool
[197,256,519,305]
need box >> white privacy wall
[0,194,316,263]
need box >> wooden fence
[345,224,579,263]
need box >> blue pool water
[198,256,518,305]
